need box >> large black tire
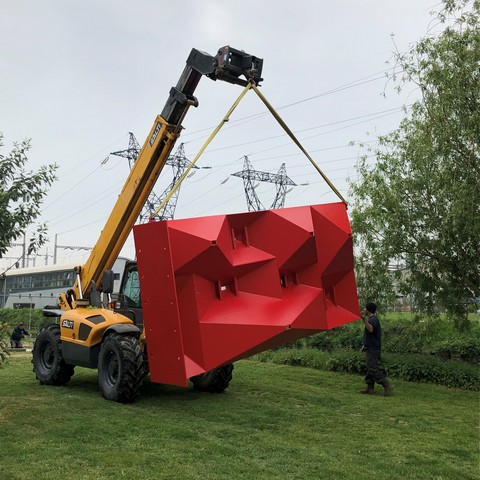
[32,324,75,386]
[98,333,144,403]
[190,364,234,393]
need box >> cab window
[121,266,141,308]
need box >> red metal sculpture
[134,202,360,386]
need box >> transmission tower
[151,143,198,221]
[110,134,196,222]
[109,132,140,169]
[232,156,296,211]
[271,162,295,209]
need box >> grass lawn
[0,353,478,480]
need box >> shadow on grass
[66,366,214,405]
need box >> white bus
[0,257,129,309]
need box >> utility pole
[22,233,26,267]
[9,238,26,268]
[232,156,296,212]
[54,233,93,265]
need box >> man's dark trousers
[364,349,387,387]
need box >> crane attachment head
[162,45,263,126]
[212,46,263,86]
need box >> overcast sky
[1,0,441,269]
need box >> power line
[182,67,399,138]
[48,181,123,228]
[40,133,130,212]
[253,148,377,165]
[185,106,406,157]
[38,67,409,236]
[40,75,406,220]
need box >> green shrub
[383,353,480,391]
[0,309,54,336]
[329,324,363,350]
[326,349,365,374]
[295,323,363,352]
[254,348,480,391]
[302,333,335,351]
[0,322,11,366]
[382,322,422,353]
[282,314,480,358]
[254,349,330,370]
[431,337,480,363]
[381,316,447,354]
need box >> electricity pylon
[109,132,140,170]
[110,134,196,222]
[152,143,198,221]
[231,156,296,211]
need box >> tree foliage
[0,133,58,261]
[349,0,480,317]
[0,322,10,366]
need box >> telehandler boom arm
[59,46,263,309]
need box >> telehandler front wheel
[190,363,234,393]
[32,324,75,386]
[98,333,144,403]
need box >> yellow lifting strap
[152,81,347,218]
[249,82,347,205]
[152,81,252,217]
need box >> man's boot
[359,385,375,394]
[382,383,394,396]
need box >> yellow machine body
[59,308,139,368]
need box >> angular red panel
[133,203,361,386]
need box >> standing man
[360,302,393,396]
[10,322,30,348]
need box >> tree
[0,322,10,366]
[349,0,479,318]
[0,133,57,364]
[0,133,58,263]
